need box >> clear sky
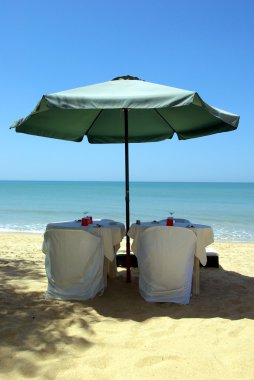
[0,0,253,182]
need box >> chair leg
[105,257,117,278]
[103,258,108,285]
[192,257,200,295]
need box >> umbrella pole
[124,108,131,283]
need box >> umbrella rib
[154,109,176,134]
[86,110,103,136]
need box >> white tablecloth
[128,221,214,266]
[43,219,126,262]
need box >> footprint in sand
[136,354,181,368]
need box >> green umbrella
[12,75,239,281]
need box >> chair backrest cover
[43,229,105,300]
[138,226,196,304]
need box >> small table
[128,221,214,295]
[44,219,126,277]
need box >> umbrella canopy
[13,75,239,143]
[12,75,240,282]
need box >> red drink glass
[81,217,89,226]
[166,218,173,226]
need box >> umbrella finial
[112,75,143,81]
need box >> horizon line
[0,179,253,184]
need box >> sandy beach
[0,232,254,380]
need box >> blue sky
[1,0,253,182]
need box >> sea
[0,181,253,242]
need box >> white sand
[0,233,254,379]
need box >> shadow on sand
[0,256,254,377]
[0,257,96,377]
[91,266,254,321]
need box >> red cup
[81,217,89,226]
[166,218,174,226]
[88,216,93,224]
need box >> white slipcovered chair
[43,229,106,301]
[137,226,197,304]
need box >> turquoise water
[0,181,253,242]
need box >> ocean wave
[0,224,253,242]
[0,224,45,234]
